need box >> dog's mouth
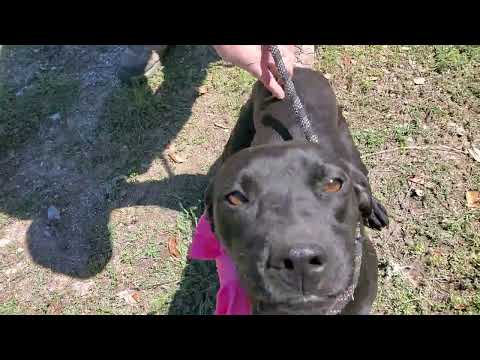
[253,273,358,315]
[253,288,349,315]
[250,223,365,315]
[255,299,338,315]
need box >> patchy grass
[0,72,80,155]
[0,45,479,315]
[144,203,219,315]
[433,46,480,73]
[352,129,387,152]
[316,45,479,314]
[0,299,20,315]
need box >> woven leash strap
[267,45,319,144]
[326,224,364,315]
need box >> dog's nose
[268,245,326,288]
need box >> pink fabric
[188,214,252,315]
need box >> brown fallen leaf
[168,237,181,258]
[466,191,480,208]
[165,143,185,163]
[413,77,425,85]
[131,292,141,303]
[168,152,185,164]
[116,289,140,306]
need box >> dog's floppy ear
[204,179,215,232]
[351,169,389,230]
[353,178,373,219]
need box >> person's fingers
[246,62,285,99]
[260,51,285,99]
[261,70,285,99]
[263,45,295,84]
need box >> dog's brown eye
[226,191,248,206]
[323,178,343,193]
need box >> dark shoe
[118,45,169,85]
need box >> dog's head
[205,142,375,314]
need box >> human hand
[213,45,295,99]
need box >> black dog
[205,68,388,315]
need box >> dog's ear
[351,170,389,230]
[204,179,215,232]
[353,180,373,219]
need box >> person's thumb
[246,61,285,99]
[261,70,285,99]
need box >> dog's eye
[323,178,343,193]
[226,191,248,206]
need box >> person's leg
[117,45,170,84]
[294,45,315,69]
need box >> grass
[352,129,387,152]
[0,299,20,315]
[433,46,480,73]
[0,45,479,315]
[146,204,219,315]
[315,45,480,314]
[0,72,80,155]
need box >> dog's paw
[364,197,389,230]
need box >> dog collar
[326,222,364,315]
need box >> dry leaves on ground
[165,143,185,164]
[116,289,141,306]
[167,237,181,258]
[466,191,480,208]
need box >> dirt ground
[0,45,479,315]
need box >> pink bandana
[188,214,252,315]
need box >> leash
[267,45,319,143]
[267,45,362,314]
[325,224,364,315]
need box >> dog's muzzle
[254,222,364,315]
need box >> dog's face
[205,142,373,314]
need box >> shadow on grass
[0,45,219,312]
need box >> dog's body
[206,68,388,314]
